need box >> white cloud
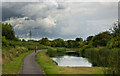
[5,16,56,33]
[3,2,118,39]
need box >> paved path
[19,50,45,75]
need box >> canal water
[51,55,92,67]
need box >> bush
[56,47,66,56]
[84,47,120,74]
[106,48,120,74]
[98,47,110,67]
[85,48,99,66]
[79,44,93,57]
[84,47,111,67]
[47,48,57,57]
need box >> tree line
[39,21,120,49]
[2,21,120,49]
[39,37,84,48]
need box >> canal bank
[36,50,103,74]
[51,51,92,67]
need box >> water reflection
[51,55,92,67]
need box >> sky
[1,1,118,40]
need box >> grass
[2,50,33,74]
[36,50,104,75]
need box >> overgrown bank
[83,47,120,74]
[2,50,33,74]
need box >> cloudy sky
[2,1,118,40]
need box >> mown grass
[36,50,103,75]
[2,50,33,74]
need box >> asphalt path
[19,50,45,76]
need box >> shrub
[47,48,57,57]
[80,45,92,57]
[85,48,99,66]
[56,47,66,56]
[107,48,120,74]
[98,47,110,67]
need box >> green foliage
[75,37,83,42]
[53,38,66,47]
[40,38,51,46]
[67,40,75,48]
[2,50,33,74]
[85,48,99,66]
[86,36,93,42]
[84,47,111,67]
[2,37,49,63]
[47,48,57,57]
[106,48,120,74]
[51,41,57,47]
[91,31,111,47]
[98,48,110,66]
[56,47,66,56]
[2,23,16,40]
[47,47,66,57]
[107,35,120,48]
[56,47,66,52]
[39,37,85,48]
[84,47,120,74]
[80,44,93,52]
[67,40,85,48]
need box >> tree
[51,41,57,47]
[2,23,15,40]
[53,38,65,47]
[86,36,93,42]
[91,31,112,47]
[22,39,26,42]
[40,38,51,46]
[107,21,120,48]
[75,37,83,42]
[67,40,75,48]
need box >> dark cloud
[2,7,23,21]
[2,2,118,40]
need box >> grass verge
[2,50,33,74]
[36,50,104,75]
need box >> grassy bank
[2,39,50,74]
[2,50,33,74]
[36,50,103,75]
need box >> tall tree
[2,23,15,40]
